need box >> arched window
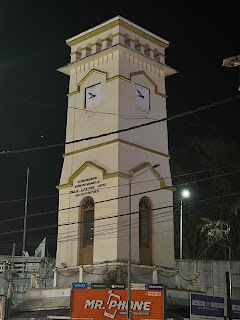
[82,199,94,247]
[139,198,150,248]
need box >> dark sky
[0,2,239,256]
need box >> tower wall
[56,16,176,269]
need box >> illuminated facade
[56,16,176,269]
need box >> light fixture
[181,189,190,199]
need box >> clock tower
[56,16,177,269]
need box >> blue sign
[232,299,240,319]
[191,294,224,319]
[148,284,164,290]
[72,282,88,289]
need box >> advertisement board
[71,289,164,320]
[190,293,224,320]
[72,282,88,289]
[148,284,163,291]
[232,299,240,319]
[131,284,145,290]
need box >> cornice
[58,44,176,77]
[62,138,170,159]
[67,20,120,47]
[66,19,168,49]
[63,139,119,157]
[119,20,169,48]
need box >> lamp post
[127,163,159,320]
[22,167,30,256]
[180,189,190,260]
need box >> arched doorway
[139,197,152,265]
[80,198,94,265]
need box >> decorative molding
[130,71,167,98]
[67,19,168,49]
[67,90,79,97]
[67,20,120,47]
[70,51,80,56]
[118,139,170,158]
[104,172,131,180]
[56,161,106,190]
[62,138,170,159]
[67,68,166,98]
[56,161,131,190]
[112,32,125,38]
[107,74,131,83]
[56,160,174,191]
[119,20,168,48]
[63,139,119,157]
[67,68,130,96]
[132,162,165,188]
[165,186,176,192]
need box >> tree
[170,134,240,260]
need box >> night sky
[0,2,239,256]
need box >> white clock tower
[56,16,177,270]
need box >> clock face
[85,83,101,108]
[135,84,150,109]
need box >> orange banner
[71,289,164,320]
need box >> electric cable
[0,179,238,245]
[0,194,235,250]
[1,166,240,226]
[1,162,240,205]
[8,98,240,133]
[1,95,239,156]
[0,168,239,227]
[0,189,239,238]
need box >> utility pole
[226,271,232,320]
[6,243,16,318]
[22,167,30,256]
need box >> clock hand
[88,92,96,99]
[137,90,144,98]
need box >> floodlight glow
[182,189,190,198]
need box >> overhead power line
[8,97,240,132]
[1,95,239,156]
[0,189,239,238]
[0,195,236,250]
[0,186,238,249]
[0,189,233,244]
[0,168,240,225]
[1,162,240,205]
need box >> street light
[22,167,30,256]
[127,163,160,320]
[180,189,190,260]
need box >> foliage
[102,265,127,288]
[170,134,240,260]
[199,218,230,243]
